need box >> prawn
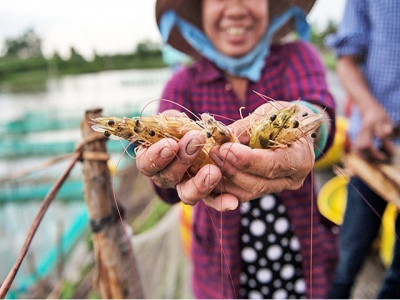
[91,103,324,153]
[91,112,214,169]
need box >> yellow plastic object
[179,203,194,257]
[380,203,397,268]
[318,174,397,269]
[317,175,348,225]
[315,116,348,170]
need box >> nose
[224,0,248,18]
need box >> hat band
[159,6,310,81]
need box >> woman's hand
[208,137,314,203]
[135,129,230,209]
[136,102,321,212]
[202,101,319,211]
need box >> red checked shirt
[155,41,338,299]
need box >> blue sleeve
[324,0,370,57]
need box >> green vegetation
[0,28,167,92]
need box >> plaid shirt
[326,0,400,145]
[156,41,337,298]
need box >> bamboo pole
[0,150,82,299]
[81,108,143,299]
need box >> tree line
[0,29,166,82]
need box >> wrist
[291,100,328,159]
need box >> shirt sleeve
[324,0,369,57]
[158,66,195,113]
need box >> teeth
[225,27,246,36]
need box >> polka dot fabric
[240,195,306,299]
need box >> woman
[136,0,338,298]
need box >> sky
[0,0,345,60]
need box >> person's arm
[337,55,395,162]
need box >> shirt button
[225,83,232,91]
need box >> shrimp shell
[249,104,324,149]
[91,113,213,168]
[90,104,324,168]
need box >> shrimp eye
[108,119,115,126]
[269,114,277,121]
[149,130,155,137]
[135,119,140,126]
[302,112,308,117]
[206,132,212,138]
[134,126,140,133]
[104,131,111,137]
[292,120,299,128]
[311,131,317,138]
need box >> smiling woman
[138,0,339,298]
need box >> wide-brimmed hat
[155,0,316,58]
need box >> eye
[104,131,111,137]
[269,114,277,121]
[292,120,299,128]
[149,130,155,137]
[108,120,115,126]
[302,112,308,117]
[311,131,317,138]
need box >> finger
[176,164,222,205]
[202,193,239,212]
[211,141,313,179]
[135,138,179,177]
[227,116,251,144]
[212,166,303,201]
[375,121,393,140]
[153,130,207,188]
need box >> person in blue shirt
[325,0,400,298]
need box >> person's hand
[205,113,315,210]
[136,102,321,212]
[202,101,320,211]
[135,124,234,209]
[356,103,395,163]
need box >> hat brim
[156,0,316,58]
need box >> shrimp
[200,113,239,145]
[248,103,324,149]
[90,112,214,169]
[91,104,324,153]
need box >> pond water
[0,68,172,297]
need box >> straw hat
[155,0,316,58]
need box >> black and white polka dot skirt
[239,194,306,299]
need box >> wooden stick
[0,150,82,299]
[81,108,143,299]
[346,152,400,209]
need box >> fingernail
[186,138,201,155]
[220,144,237,164]
[203,174,219,190]
[160,146,174,159]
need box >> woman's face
[202,0,269,58]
